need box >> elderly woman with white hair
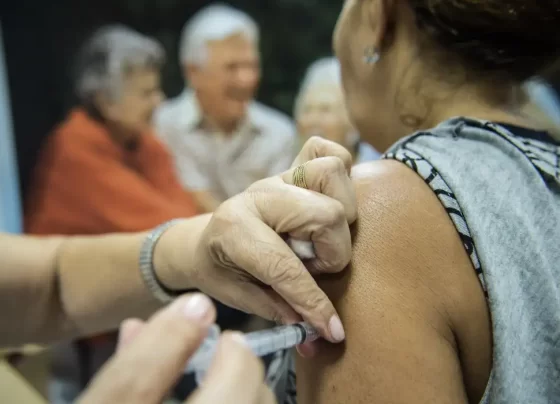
[24,25,199,402]
[295,57,380,163]
[26,25,199,235]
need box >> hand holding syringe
[184,321,320,384]
[185,239,324,384]
[185,239,319,384]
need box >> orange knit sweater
[25,108,198,235]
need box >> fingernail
[182,294,212,321]
[228,332,249,347]
[329,315,345,342]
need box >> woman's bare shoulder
[295,159,491,404]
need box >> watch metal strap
[139,219,185,303]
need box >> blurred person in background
[25,25,198,403]
[523,78,560,138]
[155,3,296,214]
[295,57,381,163]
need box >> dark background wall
[1,0,339,199]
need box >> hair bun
[410,1,560,80]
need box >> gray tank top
[385,117,560,403]
[281,117,560,404]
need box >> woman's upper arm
[295,160,490,404]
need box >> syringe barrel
[245,322,319,357]
[184,322,319,376]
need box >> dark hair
[409,1,560,81]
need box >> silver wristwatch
[139,219,186,303]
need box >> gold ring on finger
[292,163,309,189]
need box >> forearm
[0,234,65,346]
[0,232,156,346]
[0,214,211,347]
[55,232,161,341]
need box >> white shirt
[155,90,296,201]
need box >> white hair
[294,57,343,118]
[75,25,165,103]
[179,3,259,65]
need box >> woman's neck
[371,91,531,153]
[404,86,533,137]
[428,102,527,131]
[84,106,140,149]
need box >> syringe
[184,322,319,383]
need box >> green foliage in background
[119,0,341,115]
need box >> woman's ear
[366,0,395,51]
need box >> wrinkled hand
[190,137,357,344]
[78,294,275,404]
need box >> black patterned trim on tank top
[483,122,560,183]
[384,148,487,294]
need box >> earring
[363,46,380,65]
